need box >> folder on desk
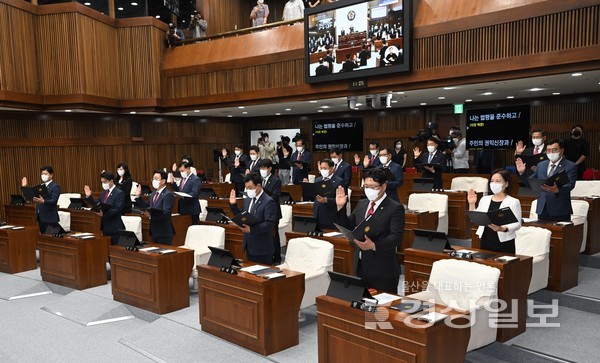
[412,229,453,252]
[10,194,26,205]
[44,222,66,236]
[207,246,240,268]
[206,207,226,222]
[199,187,217,199]
[279,191,294,204]
[140,184,152,195]
[116,230,141,247]
[301,179,335,202]
[326,271,374,302]
[68,198,86,209]
[293,216,320,233]
[466,207,518,226]
[390,300,432,314]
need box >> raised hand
[335,186,347,210]
[21,177,28,187]
[229,188,237,205]
[467,188,477,205]
[515,158,526,175]
[363,155,370,168]
[167,173,175,183]
[135,184,142,197]
[413,147,422,158]
[354,154,361,164]
[515,141,525,155]
[221,148,228,158]
[172,163,177,171]
[282,148,289,157]
[84,185,92,197]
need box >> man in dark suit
[329,147,352,189]
[222,144,249,196]
[169,161,201,225]
[313,159,345,230]
[355,142,382,170]
[229,173,278,265]
[259,159,283,263]
[246,145,262,174]
[517,139,577,222]
[21,166,61,233]
[375,147,403,202]
[334,168,405,293]
[358,44,371,66]
[378,39,388,67]
[515,128,548,177]
[413,137,448,189]
[323,50,335,73]
[134,170,175,244]
[315,58,329,76]
[340,53,358,72]
[290,138,312,184]
[84,171,125,245]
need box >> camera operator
[166,23,185,48]
[189,11,207,39]
[449,129,469,173]
[276,136,293,185]
[258,132,277,163]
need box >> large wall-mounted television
[466,106,531,150]
[305,0,412,84]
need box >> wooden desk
[292,202,314,219]
[410,190,472,239]
[63,209,102,235]
[404,246,532,342]
[199,221,245,260]
[472,221,583,292]
[198,264,304,355]
[206,198,244,218]
[203,183,234,198]
[4,204,37,227]
[281,184,303,202]
[399,211,438,263]
[286,231,355,275]
[349,186,364,212]
[38,233,110,290]
[0,226,38,274]
[132,213,192,246]
[110,244,194,314]
[316,295,470,363]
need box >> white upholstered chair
[408,193,448,234]
[278,204,293,247]
[407,259,500,352]
[346,188,352,216]
[130,181,139,202]
[57,211,71,232]
[451,176,489,195]
[571,180,600,197]
[224,173,231,184]
[530,199,588,253]
[277,237,334,310]
[515,226,551,294]
[121,216,143,242]
[183,225,226,290]
[57,193,81,209]
[199,199,208,221]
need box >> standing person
[258,133,277,162]
[246,146,262,174]
[516,139,577,221]
[468,169,522,253]
[313,159,345,230]
[290,138,312,184]
[172,154,197,177]
[189,11,207,38]
[315,58,330,76]
[21,166,61,233]
[450,129,469,173]
[168,162,201,225]
[358,44,371,67]
[84,171,125,245]
[166,23,184,47]
[323,50,335,73]
[282,0,304,21]
[375,148,403,202]
[250,0,269,27]
[334,169,405,293]
[563,125,590,180]
[277,136,293,185]
[329,147,352,189]
[258,159,283,263]
[413,137,448,190]
[354,142,382,169]
[391,139,407,170]
[229,173,278,265]
[134,171,175,245]
[514,128,547,177]
[222,145,249,196]
[341,53,358,72]
[115,162,133,214]
[378,39,388,67]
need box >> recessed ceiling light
[275,113,281,116]
[65,109,72,112]
[438,96,445,100]
[129,111,136,114]
[482,92,493,96]
[238,106,245,109]
[285,108,291,111]
[552,92,561,95]
[355,103,362,107]
[320,105,330,109]
[528,88,544,92]
[396,91,405,95]
[194,110,200,113]
[506,96,514,99]
[227,115,233,118]
[391,100,398,103]
[84,2,91,5]
[420,102,427,106]
[465,99,472,102]
[242,111,248,115]
[131,2,138,5]
[155,15,160,19]
[117,7,123,11]
[318,110,324,113]
[571,73,583,77]
[309,100,318,103]
[443,87,456,90]
[182,113,187,116]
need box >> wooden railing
[179,19,302,45]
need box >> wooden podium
[38,233,110,289]
[4,204,37,227]
[110,245,194,314]
[317,295,470,363]
[199,221,245,259]
[133,213,192,246]
[198,264,304,355]
[63,209,102,235]
[0,226,38,274]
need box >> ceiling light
[528,87,544,92]
[194,110,200,113]
[552,92,561,95]
[396,91,405,95]
[506,96,514,99]
[182,114,187,116]
[318,110,324,113]
[420,102,427,106]
[482,92,493,96]
[238,106,245,109]
[355,103,362,107]
[391,100,398,103]
[275,113,281,116]
[438,96,445,100]
[309,100,318,103]
[320,105,330,109]
[131,2,138,5]
[117,7,123,11]
[155,15,160,19]
[227,115,233,118]
[571,73,583,77]
[465,99,472,102]
[443,87,456,90]
[242,111,248,115]
[129,111,136,114]
[65,109,72,112]
[285,108,291,111]
[84,2,91,5]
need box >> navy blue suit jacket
[313,175,344,229]
[135,188,175,241]
[230,192,278,257]
[262,175,282,219]
[86,187,125,235]
[523,157,577,217]
[223,154,250,183]
[358,153,382,169]
[170,173,201,216]
[247,158,262,174]
[376,162,403,201]
[290,150,312,184]
[37,181,61,224]
[333,161,352,189]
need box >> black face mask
[572,130,582,138]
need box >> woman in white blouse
[468,168,522,253]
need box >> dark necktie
[181,178,187,189]
[548,164,556,177]
[152,192,159,206]
[103,191,110,203]
[249,197,257,213]
[366,201,376,218]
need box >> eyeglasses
[363,184,382,190]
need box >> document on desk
[139,247,159,252]
[522,217,538,223]
[240,265,268,273]
[71,232,94,238]
[261,272,286,279]
[372,293,400,305]
[174,192,193,198]
[418,312,448,323]
[322,232,343,238]
[0,225,16,229]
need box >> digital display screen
[312,118,364,152]
[466,106,531,150]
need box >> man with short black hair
[315,58,329,76]
[247,145,262,174]
[413,137,447,189]
[355,142,382,169]
[329,147,352,188]
[313,159,345,230]
[84,171,125,245]
[222,144,250,196]
[169,162,201,225]
[134,170,175,244]
[290,138,312,184]
[375,147,403,201]
[258,159,283,263]
[563,124,590,180]
[22,166,61,233]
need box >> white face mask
[180,171,188,179]
[531,138,543,147]
[246,189,257,198]
[379,156,389,165]
[234,150,241,156]
[547,152,561,163]
[330,157,339,165]
[395,143,402,149]
[296,146,303,153]
[117,169,125,177]
[320,169,330,178]
[152,180,161,190]
[364,187,380,201]
[101,182,110,191]
[369,150,377,156]
[259,169,269,178]
[41,174,50,183]
[250,154,258,161]
[452,138,459,144]
[489,182,504,195]
[427,145,436,153]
